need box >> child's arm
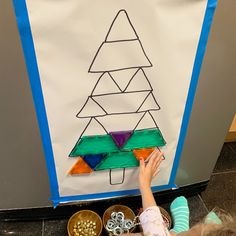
[139,148,164,210]
[122,149,165,236]
[138,149,170,236]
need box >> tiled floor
[0,142,235,235]
[201,142,236,218]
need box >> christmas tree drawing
[68,10,166,185]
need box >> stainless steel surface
[176,0,236,186]
[0,0,51,209]
[0,0,235,209]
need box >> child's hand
[139,148,164,190]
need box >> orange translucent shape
[133,147,155,160]
[68,157,93,175]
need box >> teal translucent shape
[95,151,139,170]
[122,128,166,150]
[69,128,166,157]
[69,134,119,157]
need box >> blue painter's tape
[168,0,218,186]
[12,0,217,207]
[12,0,60,201]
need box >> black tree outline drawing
[68,9,166,185]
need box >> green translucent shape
[122,128,166,150]
[69,128,166,156]
[69,134,119,157]
[95,151,139,170]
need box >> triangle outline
[95,113,144,134]
[137,92,160,112]
[92,91,150,115]
[134,111,158,131]
[88,40,152,73]
[76,97,108,118]
[91,72,122,95]
[109,68,140,92]
[69,118,109,157]
[88,10,153,73]
[124,68,153,92]
[80,117,109,137]
[105,9,139,42]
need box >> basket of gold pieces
[67,210,102,236]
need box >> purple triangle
[109,130,133,148]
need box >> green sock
[170,196,190,233]
[204,211,222,224]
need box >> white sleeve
[139,206,170,236]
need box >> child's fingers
[153,168,160,177]
[154,159,163,174]
[147,148,159,167]
[153,152,164,170]
[150,150,162,169]
[139,158,145,172]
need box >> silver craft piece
[106,219,116,231]
[124,219,134,229]
[111,212,117,220]
[112,226,123,235]
[116,212,124,222]
[106,211,136,235]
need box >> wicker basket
[103,205,136,235]
[67,210,103,236]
